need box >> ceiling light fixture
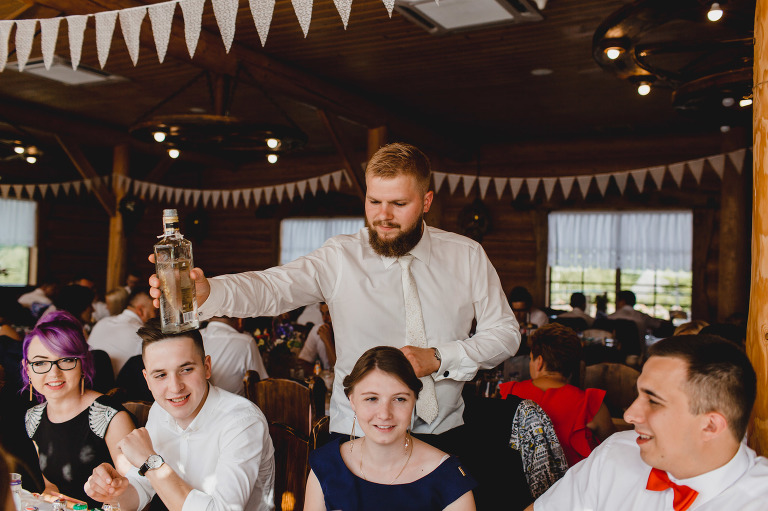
[167,148,180,159]
[707,3,723,22]
[25,155,37,164]
[153,131,167,143]
[604,47,623,60]
[13,146,24,154]
[740,98,753,107]
[267,154,278,164]
[637,82,651,96]
[266,138,279,149]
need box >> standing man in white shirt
[88,289,156,377]
[84,320,275,511]
[149,142,520,452]
[528,334,768,511]
[201,316,268,395]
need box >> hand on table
[148,254,210,309]
[84,463,129,503]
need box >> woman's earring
[80,377,84,396]
[404,429,411,454]
[29,385,33,401]
[350,414,357,453]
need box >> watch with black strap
[138,454,164,476]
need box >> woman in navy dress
[304,346,476,511]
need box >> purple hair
[21,310,95,402]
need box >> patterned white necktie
[398,254,439,424]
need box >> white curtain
[548,210,692,271]
[280,217,364,264]
[0,198,36,246]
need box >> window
[548,211,692,319]
[280,217,365,264]
[0,198,37,286]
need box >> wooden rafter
[55,134,117,216]
[317,109,365,199]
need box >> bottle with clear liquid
[154,209,199,333]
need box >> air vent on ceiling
[395,0,546,35]
[8,56,126,85]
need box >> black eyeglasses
[27,357,80,374]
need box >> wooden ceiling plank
[55,134,117,216]
[144,157,174,184]
[8,2,37,20]
[317,109,365,199]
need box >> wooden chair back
[123,400,153,427]
[583,362,640,417]
[245,377,325,436]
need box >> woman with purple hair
[21,311,134,508]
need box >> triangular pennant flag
[446,174,461,195]
[132,180,142,195]
[296,180,307,198]
[201,190,212,207]
[319,175,331,193]
[526,177,541,198]
[613,173,629,194]
[72,181,82,195]
[156,185,166,202]
[576,176,592,198]
[285,182,296,200]
[83,179,92,192]
[149,1,176,63]
[333,0,352,28]
[559,176,575,199]
[0,185,10,199]
[211,190,222,208]
[11,184,22,198]
[50,183,60,197]
[173,188,183,203]
[292,0,313,37]
[222,190,231,208]
[630,169,648,193]
[180,0,205,58]
[39,18,61,70]
[477,176,491,199]
[39,183,49,198]
[382,0,396,17]
[120,6,147,66]
[253,188,263,207]
[241,188,252,208]
[668,162,685,188]
[274,184,285,203]
[0,21,15,72]
[728,148,747,174]
[542,177,557,200]
[462,175,477,197]
[308,178,319,195]
[212,0,238,53]
[594,174,610,196]
[249,0,276,47]
[433,171,447,193]
[95,10,118,68]
[509,178,524,199]
[192,189,202,207]
[183,188,193,205]
[24,184,36,199]
[147,184,158,200]
[331,170,344,190]
[66,15,88,70]
[688,159,705,184]
[707,154,726,179]
[14,19,37,72]
[62,182,72,195]
[140,181,150,197]
[262,186,273,204]
[493,177,507,198]
[649,165,666,190]
[232,189,241,207]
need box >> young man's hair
[648,334,756,441]
[569,292,587,310]
[508,286,533,309]
[138,318,205,362]
[365,142,432,195]
[617,290,636,306]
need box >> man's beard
[367,214,424,257]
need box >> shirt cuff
[197,278,225,320]
[432,342,463,381]
[181,489,211,511]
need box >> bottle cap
[73,504,88,510]
[163,209,178,217]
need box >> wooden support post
[749,0,768,455]
[367,126,388,161]
[106,145,130,291]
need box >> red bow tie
[646,468,699,511]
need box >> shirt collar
[375,221,432,269]
[670,443,750,504]
[121,308,143,323]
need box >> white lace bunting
[180,0,205,58]
[249,0,275,47]
[213,0,239,52]
[14,19,37,72]
[292,0,313,37]
[66,15,88,70]
[0,21,14,72]
[95,10,118,68]
[149,1,177,63]
[333,0,353,28]
[39,17,61,70]
[120,6,147,66]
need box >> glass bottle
[10,472,21,511]
[153,209,199,333]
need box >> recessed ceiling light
[531,68,553,76]
[9,56,125,85]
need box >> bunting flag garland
[180,0,205,58]
[0,20,14,72]
[119,7,147,66]
[66,15,87,70]
[14,19,37,72]
[333,0,353,29]
[39,17,61,70]
[292,0,313,38]
[95,11,118,69]
[212,0,239,53]
[149,2,176,63]
[250,0,276,46]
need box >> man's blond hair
[365,142,432,195]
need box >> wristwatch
[434,347,442,364]
[138,454,164,476]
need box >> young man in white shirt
[201,316,268,395]
[527,334,768,511]
[84,320,275,511]
[298,302,335,373]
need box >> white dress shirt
[201,322,268,395]
[126,385,275,511]
[17,288,52,308]
[558,307,595,327]
[298,323,331,370]
[199,225,520,435]
[535,430,768,511]
[87,308,144,376]
[296,302,323,326]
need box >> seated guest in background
[305,346,476,511]
[201,316,268,395]
[84,319,275,511]
[296,302,324,328]
[71,274,109,323]
[124,269,141,295]
[298,302,336,375]
[509,286,549,328]
[17,278,58,319]
[557,292,594,328]
[104,287,130,318]
[608,290,664,338]
[594,294,609,321]
[674,320,709,336]
[527,334,768,511]
[40,284,95,330]
[499,323,615,466]
[22,311,135,508]
[88,289,156,377]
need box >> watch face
[147,454,163,469]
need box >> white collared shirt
[557,307,595,327]
[201,322,268,395]
[298,322,331,370]
[126,385,275,511]
[535,430,768,510]
[87,308,144,376]
[199,225,520,435]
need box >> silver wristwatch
[138,454,164,476]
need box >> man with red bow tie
[526,334,768,511]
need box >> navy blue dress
[309,438,477,511]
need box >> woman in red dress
[499,323,616,466]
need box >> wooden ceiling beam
[317,109,365,199]
[56,134,117,216]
